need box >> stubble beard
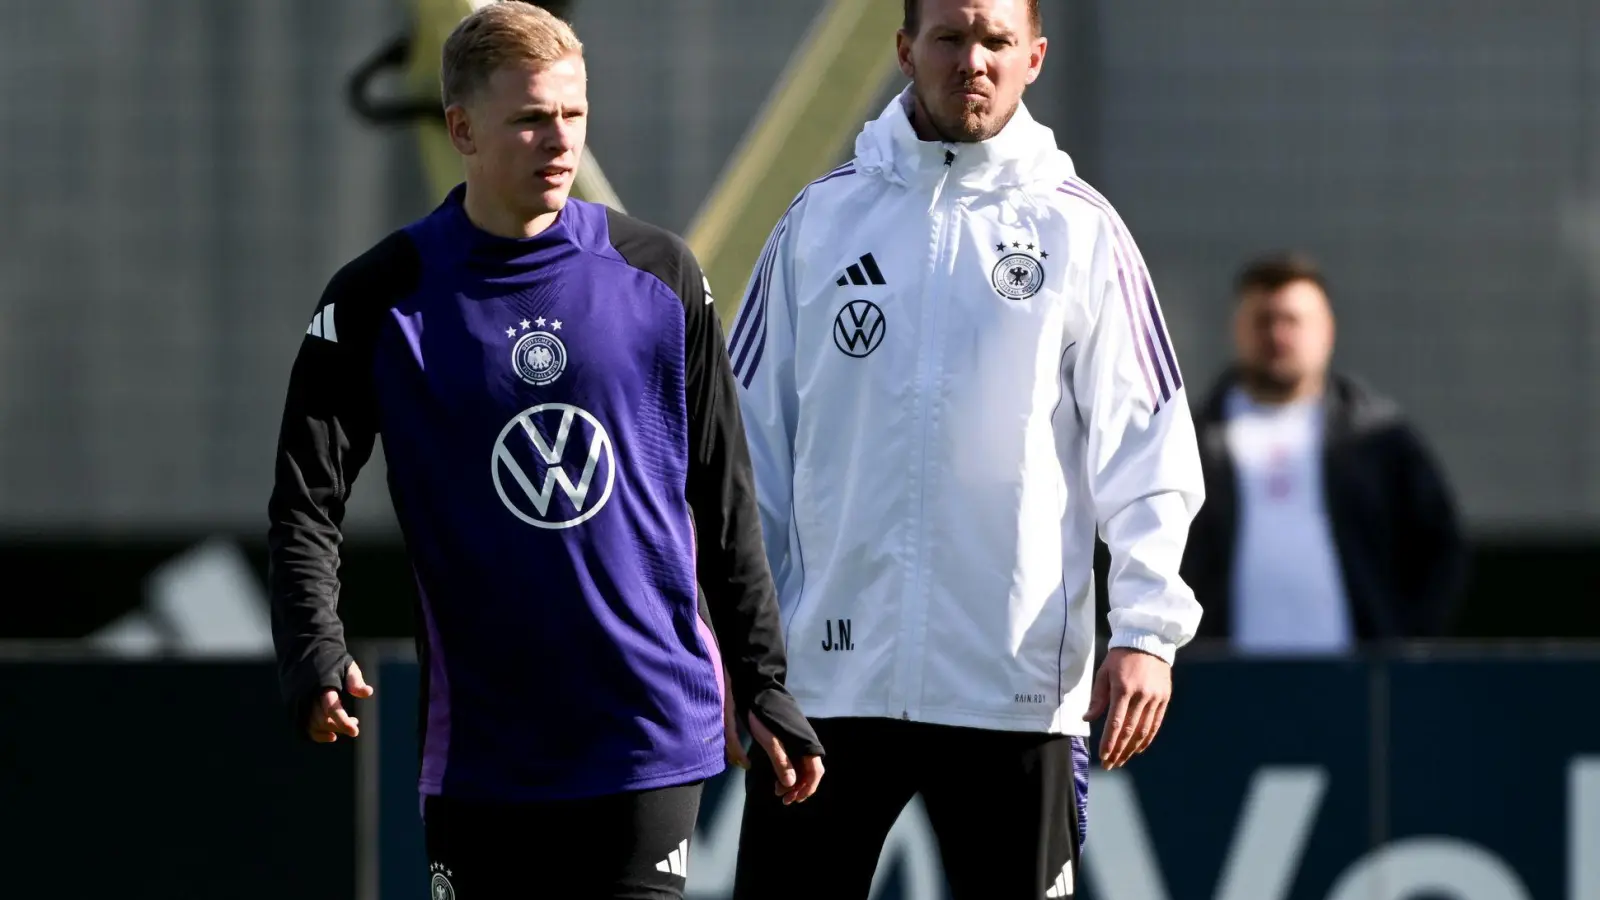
[1241,364,1309,404]
[915,81,1020,143]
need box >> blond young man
[267,4,821,896]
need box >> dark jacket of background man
[1184,368,1467,642]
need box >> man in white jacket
[728,0,1204,896]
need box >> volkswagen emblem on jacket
[833,299,887,357]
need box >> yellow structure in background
[687,0,902,327]
[407,0,472,204]
[403,0,902,327]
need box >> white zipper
[893,146,959,721]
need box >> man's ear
[445,103,476,156]
[1026,36,1048,85]
[896,29,916,80]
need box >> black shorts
[733,717,1088,900]
[423,780,703,899]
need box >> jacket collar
[1197,367,1340,422]
[1195,367,1399,444]
[853,86,1077,193]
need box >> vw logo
[490,403,616,530]
[833,299,887,358]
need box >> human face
[1234,279,1336,399]
[446,53,587,233]
[896,0,1046,143]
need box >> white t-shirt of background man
[1224,387,1352,655]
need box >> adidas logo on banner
[655,838,690,879]
[1045,860,1074,898]
[305,303,338,342]
[835,253,886,286]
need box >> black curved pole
[347,32,445,125]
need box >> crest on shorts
[506,316,568,387]
[429,862,455,900]
[991,241,1048,300]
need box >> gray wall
[0,0,417,532]
[1087,0,1600,534]
[2,0,1596,535]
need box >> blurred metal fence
[2,0,1597,536]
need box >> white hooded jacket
[726,90,1205,735]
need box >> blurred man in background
[729,0,1205,897]
[1182,251,1466,654]
[267,4,819,897]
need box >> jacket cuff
[1108,630,1178,665]
[285,652,353,739]
[748,687,825,758]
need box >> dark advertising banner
[0,660,356,900]
[374,654,1600,900]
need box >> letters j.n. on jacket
[726,88,1207,736]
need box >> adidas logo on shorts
[655,838,690,879]
[1045,859,1074,897]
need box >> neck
[1240,371,1325,406]
[462,180,560,239]
[907,92,945,143]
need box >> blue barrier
[373,652,1600,899]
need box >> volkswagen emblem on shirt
[833,299,887,358]
[491,403,615,530]
[992,252,1045,300]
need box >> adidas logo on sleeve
[835,253,886,286]
[305,303,338,342]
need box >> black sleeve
[1390,423,1467,637]
[608,210,823,759]
[267,231,420,736]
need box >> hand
[1083,648,1170,769]
[308,661,375,744]
[748,711,824,805]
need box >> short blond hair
[441,2,583,108]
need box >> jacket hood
[853,86,1077,193]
